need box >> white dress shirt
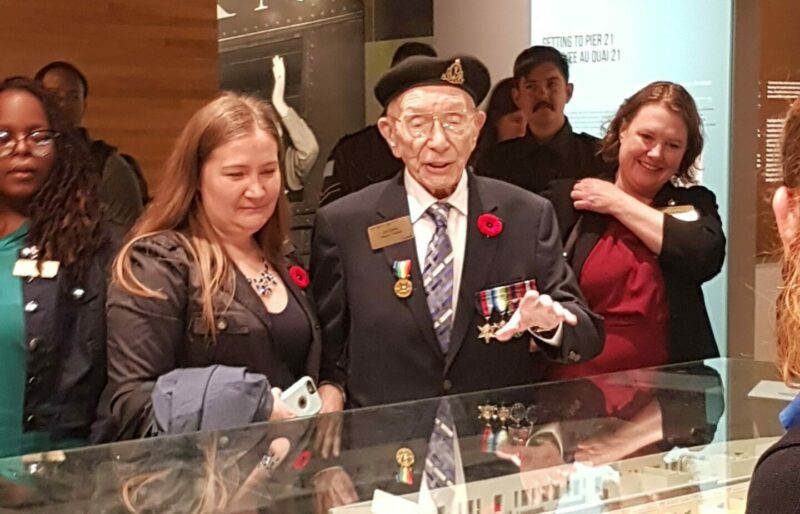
[405,169,468,311]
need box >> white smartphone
[280,376,322,417]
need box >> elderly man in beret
[311,55,603,416]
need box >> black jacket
[477,119,612,195]
[551,180,725,363]
[21,231,118,445]
[104,231,322,439]
[747,427,800,514]
[319,124,403,206]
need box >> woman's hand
[271,55,289,116]
[268,388,296,421]
[571,178,629,215]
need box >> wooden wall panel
[0,0,218,189]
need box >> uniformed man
[319,42,437,206]
[477,46,611,196]
[310,54,603,413]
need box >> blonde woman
[103,93,321,439]
[747,98,800,513]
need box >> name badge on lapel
[367,216,414,250]
[659,205,699,222]
[12,259,60,279]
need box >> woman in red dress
[549,81,725,379]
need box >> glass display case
[0,358,787,513]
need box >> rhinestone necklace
[246,259,278,297]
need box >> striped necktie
[422,202,454,354]
[424,399,457,489]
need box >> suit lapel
[445,175,500,371]
[376,175,443,357]
[571,212,610,276]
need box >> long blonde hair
[113,92,289,337]
[776,99,800,385]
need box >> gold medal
[478,322,494,344]
[394,278,413,298]
[395,447,415,485]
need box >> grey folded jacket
[151,365,273,435]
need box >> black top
[476,119,612,196]
[747,426,800,513]
[269,288,313,383]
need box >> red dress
[550,218,670,380]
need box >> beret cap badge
[441,58,465,85]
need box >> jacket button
[28,338,40,351]
[443,379,453,392]
[219,436,230,448]
[26,414,35,424]
[24,301,39,313]
[27,376,37,386]
[71,287,85,300]
[568,350,581,362]
[216,318,228,331]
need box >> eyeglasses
[0,130,59,158]
[390,111,475,139]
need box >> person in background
[270,54,319,201]
[35,61,146,227]
[747,97,800,514]
[0,77,115,456]
[547,81,725,380]
[319,41,437,206]
[103,92,320,440]
[477,46,610,195]
[469,77,527,166]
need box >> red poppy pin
[477,213,503,238]
[292,450,312,470]
[289,265,310,289]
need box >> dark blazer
[104,231,322,439]
[747,427,800,514]
[550,179,725,364]
[21,232,118,445]
[310,171,604,408]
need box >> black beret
[374,55,491,108]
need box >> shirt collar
[404,169,469,223]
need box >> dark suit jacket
[104,231,322,439]
[747,427,800,514]
[550,179,725,364]
[310,172,603,408]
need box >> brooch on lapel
[289,265,310,289]
[477,213,503,238]
[392,260,413,299]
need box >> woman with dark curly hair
[547,81,725,379]
[0,77,113,456]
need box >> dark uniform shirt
[319,124,403,206]
[476,118,612,196]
